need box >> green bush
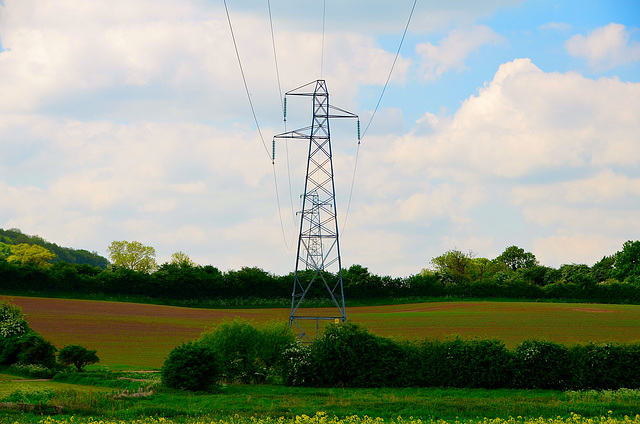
[161,341,220,391]
[198,318,294,384]
[570,342,640,390]
[6,363,57,379]
[441,338,513,388]
[16,332,57,368]
[306,322,411,387]
[281,343,316,387]
[513,340,573,389]
[414,339,449,387]
[58,345,99,372]
[0,331,57,368]
[0,301,30,337]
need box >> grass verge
[2,379,640,421]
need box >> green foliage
[54,369,160,391]
[0,300,30,338]
[430,249,476,284]
[7,243,56,268]
[0,300,57,369]
[3,232,640,306]
[6,363,57,379]
[169,251,195,266]
[198,318,295,384]
[0,227,109,268]
[58,345,100,371]
[413,338,513,389]
[154,262,226,298]
[282,330,640,390]
[512,340,573,390]
[293,322,411,388]
[161,341,220,391]
[496,245,538,271]
[107,240,158,273]
[613,240,640,282]
[1,387,55,404]
[280,343,315,386]
[592,255,615,282]
[0,331,57,368]
[0,241,12,259]
[16,332,57,368]
[571,342,640,390]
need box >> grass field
[6,296,640,369]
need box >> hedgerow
[282,322,640,390]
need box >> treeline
[1,227,640,305]
[2,255,640,305]
[0,228,109,269]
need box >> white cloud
[533,234,621,267]
[390,58,640,179]
[372,57,640,269]
[566,23,640,70]
[0,0,410,122]
[1,1,639,277]
[513,170,640,205]
[416,25,504,81]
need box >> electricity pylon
[273,80,358,342]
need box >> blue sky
[0,0,639,276]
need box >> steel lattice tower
[273,80,358,341]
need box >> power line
[267,0,284,115]
[361,0,417,140]
[224,0,295,249]
[341,0,418,234]
[267,0,297,249]
[223,0,271,161]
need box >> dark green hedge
[283,322,640,390]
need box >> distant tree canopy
[613,240,640,282]
[107,240,158,273]
[6,243,56,268]
[170,251,195,267]
[2,232,640,305]
[0,228,109,269]
[430,249,475,284]
[496,245,538,271]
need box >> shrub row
[161,318,296,391]
[282,322,640,390]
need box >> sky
[1,0,639,277]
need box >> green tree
[17,333,57,368]
[58,345,99,372]
[107,240,157,273]
[496,245,538,271]
[162,342,220,391]
[170,251,195,266]
[612,240,640,282]
[430,249,475,284]
[468,257,508,280]
[591,255,615,282]
[198,318,294,384]
[0,242,11,259]
[7,243,56,268]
